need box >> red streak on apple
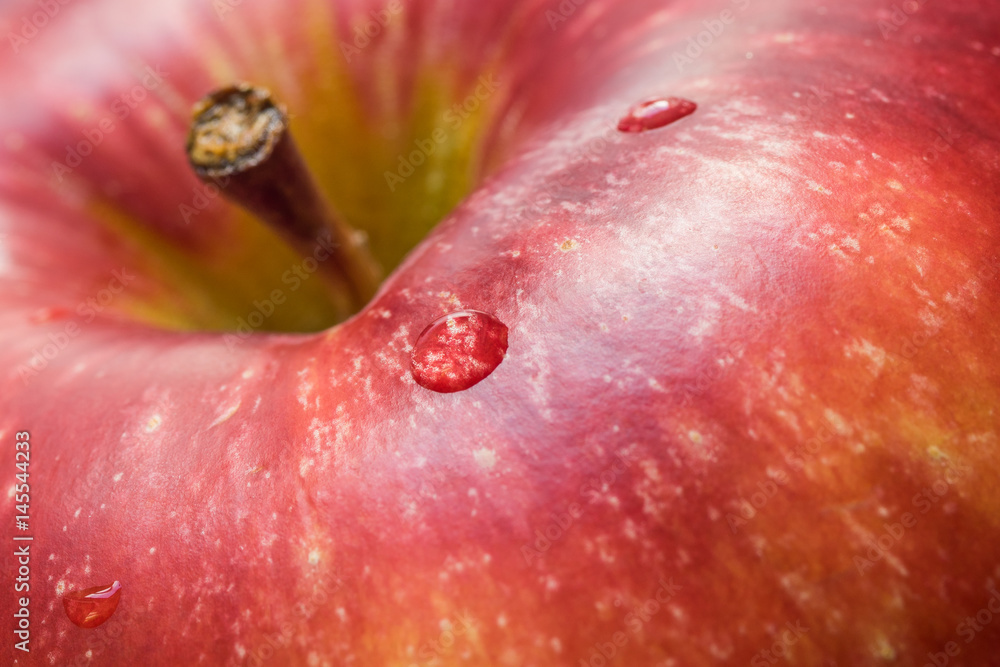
[410,310,509,393]
[0,0,999,665]
[62,581,122,629]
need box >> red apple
[2,0,999,665]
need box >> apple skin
[2,0,1000,665]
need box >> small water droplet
[410,310,508,393]
[617,97,696,133]
[63,581,122,629]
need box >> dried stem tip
[187,85,285,177]
[186,84,381,311]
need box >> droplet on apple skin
[410,310,508,393]
[63,581,122,629]
[617,97,697,132]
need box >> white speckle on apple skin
[299,457,315,477]
[210,401,241,427]
[823,408,852,436]
[687,313,717,338]
[0,225,10,274]
[890,216,911,232]
[297,367,316,409]
[473,447,497,469]
[845,338,887,374]
[145,414,162,432]
[841,235,861,252]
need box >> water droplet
[617,97,696,133]
[63,581,122,629]
[411,310,508,393]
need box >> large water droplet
[63,581,122,629]
[617,97,696,132]
[411,310,508,393]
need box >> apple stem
[185,83,382,311]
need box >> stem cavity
[186,83,382,313]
